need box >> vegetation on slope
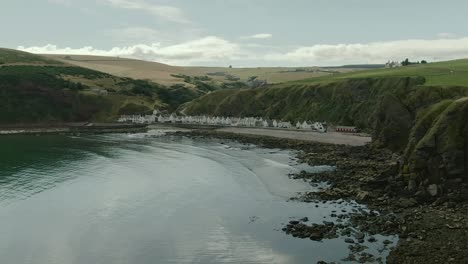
[403,97,468,186]
[184,77,425,130]
[0,66,110,123]
[0,48,63,65]
[0,64,203,123]
[0,49,242,124]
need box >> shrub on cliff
[406,98,468,184]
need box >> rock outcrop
[403,98,468,192]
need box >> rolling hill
[43,54,368,86]
[275,59,468,87]
[0,49,203,123]
[0,48,63,65]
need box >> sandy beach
[215,127,371,146]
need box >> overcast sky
[2,0,468,66]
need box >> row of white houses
[118,113,328,132]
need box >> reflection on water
[0,132,394,264]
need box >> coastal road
[215,127,371,146]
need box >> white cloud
[102,0,189,23]
[241,33,273,40]
[18,36,468,67]
[265,37,468,65]
[437,32,457,39]
[18,36,240,66]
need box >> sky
[2,0,468,66]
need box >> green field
[276,59,468,87]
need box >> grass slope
[0,48,63,65]
[0,49,205,123]
[277,59,468,87]
[184,77,426,130]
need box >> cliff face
[184,77,425,130]
[184,77,468,191]
[402,98,468,193]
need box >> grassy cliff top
[275,59,468,88]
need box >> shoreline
[2,122,369,147]
[156,123,371,146]
[170,129,468,264]
[0,123,148,135]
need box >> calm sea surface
[0,131,394,264]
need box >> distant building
[117,112,327,133]
[335,126,360,133]
[90,87,108,96]
[385,61,402,68]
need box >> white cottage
[313,122,327,133]
[301,121,312,129]
[273,120,278,128]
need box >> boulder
[354,232,365,240]
[357,191,369,201]
[309,232,323,241]
[398,198,418,208]
[427,184,438,197]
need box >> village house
[301,121,312,129]
[118,112,329,133]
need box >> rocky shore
[171,129,468,264]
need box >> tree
[421,60,428,64]
[401,58,410,66]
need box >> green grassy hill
[277,59,468,87]
[0,48,63,65]
[0,49,207,124]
